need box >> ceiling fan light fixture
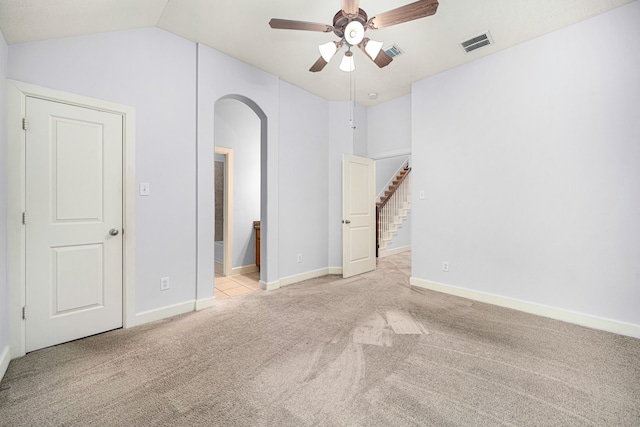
[344,21,365,46]
[364,39,383,60]
[319,41,339,62]
[339,51,355,72]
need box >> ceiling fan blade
[269,18,333,32]
[342,0,360,16]
[358,42,393,68]
[309,56,329,72]
[372,49,393,68]
[368,0,439,30]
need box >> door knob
[109,228,119,236]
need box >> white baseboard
[262,267,341,291]
[231,264,259,275]
[261,280,279,291]
[410,277,640,339]
[279,268,332,288]
[195,297,216,311]
[379,245,411,258]
[132,300,196,327]
[0,345,10,384]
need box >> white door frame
[214,146,233,277]
[7,80,136,358]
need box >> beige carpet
[1,253,639,426]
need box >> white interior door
[342,155,376,278]
[25,97,123,352]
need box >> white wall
[278,82,329,279]
[197,44,280,293]
[411,1,640,327]
[368,94,412,195]
[215,99,261,269]
[353,102,368,157]
[0,29,10,373]
[7,28,198,314]
[368,94,411,158]
[369,95,412,251]
[328,101,355,269]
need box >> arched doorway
[213,95,268,298]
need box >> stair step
[377,164,412,254]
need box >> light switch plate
[419,190,426,200]
[139,183,150,196]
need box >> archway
[214,95,268,293]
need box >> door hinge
[22,117,28,131]
[22,212,27,225]
[22,306,27,320]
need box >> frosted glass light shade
[344,21,365,46]
[339,51,355,72]
[364,39,383,59]
[319,41,338,62]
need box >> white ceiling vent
[460,31,493,53]
[384,44,404,58]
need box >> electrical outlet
[297,253,302,263]
[442,262,449,272]
[160,277,170,291]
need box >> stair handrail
[376,155,412,199]
[376,161,411,211]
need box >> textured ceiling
[0,0,634,106]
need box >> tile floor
[214,271,260,299]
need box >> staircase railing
[376,161,411,257]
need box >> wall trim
[410,277,640,339]
[7,80,136,359]
[133,300,195,327]
[231,264,259,276]
[195,297,216,311]
[259,266,336,292]
[260,280,279,291]
[369,149,411,161]
[214,146,233,277]
[329,267,343,275]
[0,345,10,384]
[379,245,411,258]
[279,268,333,288]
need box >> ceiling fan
[269,0,439,72]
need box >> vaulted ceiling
[0,0,634,106]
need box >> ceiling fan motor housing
[332,8,368,40]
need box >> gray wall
[7,28,198,314]
[0,29,9,366]
[411,1,640,326]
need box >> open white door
[342,155,376,278]
[25,97,123,352]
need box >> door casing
[7,80,137,358]
[214,146,233,277]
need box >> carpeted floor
[1,252,639,426]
